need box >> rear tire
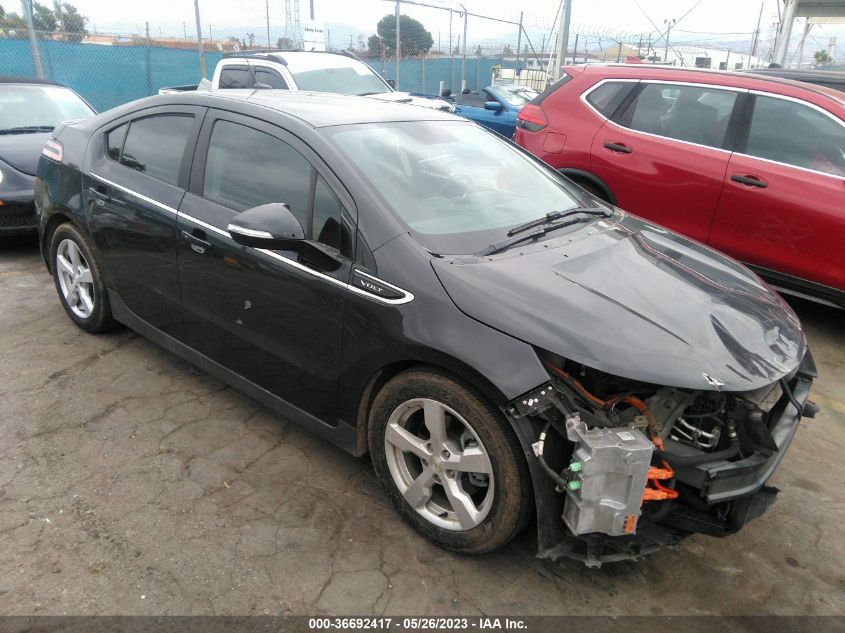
[50,223,115,333]
[568,175,612,204]
[368,368,531,554]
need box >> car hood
[366,91,453,111]
[431,213,805,392]
[0,132,51,176]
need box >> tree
[32,2,57,32]
[0,3,27,35]
[367,34,384,58]
[57,3,87,42]
[814,50,831,65]
[375,14,433,58]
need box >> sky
[11,0,845,61]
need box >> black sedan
[0,76,94,236]
[35,90,816,565]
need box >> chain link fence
[1,0,769,113]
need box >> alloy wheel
[384,398,494,531]
[56,238,95,319]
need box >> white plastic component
[563,415,654,536]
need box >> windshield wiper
[479,215,602,256]
[507,206,611,237]
[0,125,55,135]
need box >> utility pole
[554,0,571,81]
[183,21,187,40]
[395,0,401,89]
[750,1,764,60]
[449,10,454,89]
[664,18,676,64]
[461,5,468,89]
[571,32,578,64]
[22,0,44,78]
[266,0,271,47]
[516,11,523,69]
[193,0,206,78]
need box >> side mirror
[227,203,305,250]
[386,79,396,89]
[484,101,504,111]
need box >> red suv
[515,64,845,307]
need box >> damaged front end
[507,348,818,567]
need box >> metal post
[266,0,271,47]
[422,54,425,93]
[616,39,622,63]
[449,10,454,89]
[774,0,798,65]
[554,0,571,81]
[475,54,479,89]
[664,19,676,65]
[461,6,468,88]
[395,0,401,88]
[571,33,578,64]
[516,11,523,68]
[750,1,764,60]
[145,21,152,96]
[193,0,206,78]
[22,0,45,79]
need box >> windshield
[0,84,94,132]
[291,58,391,96]
[327,121,589,254]
[489,85,538,107]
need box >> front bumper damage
[506,349,818,567]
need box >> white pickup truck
[161,50,454,111]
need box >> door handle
[181,229,212,254]
[87,186,110,204]
[603,142,633,154]
[731,174,768,188]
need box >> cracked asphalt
[1,235,843,616]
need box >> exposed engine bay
[508,349,818,566]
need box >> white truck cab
[164,50,453,112]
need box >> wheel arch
[41,209,83,273]
[559,168,617,205]
[353,356,511,457]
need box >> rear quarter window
[584,81,637,118]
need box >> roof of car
[741,68,845,83]
[0,75,61,86]
[570,63,845,107]
[157,89,458,128]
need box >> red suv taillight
[517,104,548,132]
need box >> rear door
[709,92,845,295]
[85,105,204,336]
[590,81,743,242]
[176,109,355,422]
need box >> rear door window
[744,95,845,177]
[106,123,128,160]
[120,115,194,185]
[617,83,739,149]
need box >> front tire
[50,223,114,333]
[368,368,531,554]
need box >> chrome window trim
[579,78,640,120]
[90,173,178,215]
[88,174,414,306]
[732,90,845,181]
